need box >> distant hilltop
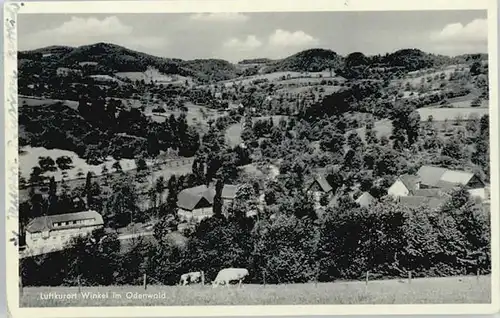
[18,42,488,83]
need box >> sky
[17,10,488,62]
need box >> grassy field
[19,146,138,182]
[276,85,343,95]
[19,96,79,110]
[144,102,225,128]
[213,71,341,88]
[20,275,490,307]
[398,65,464,87]
[354,119,393,141]
[354,106,489,141]
[19,147,193,203]
[115,68,193,85]
[417,107,489,121]
[225,121,243,148]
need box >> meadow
[354,107,489,141]
[144,102,226,129]
[19,146,138,182]
[276,85,343,95]
[225,121,244,148]
[19,146,193,203]
[115,68,193,85]
[213,71,341,88]
[20,275,490,307]
[416,107,489,121]
[19,96,79,110]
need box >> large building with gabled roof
[24,210,104,256]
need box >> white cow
[179,271,202,286]
[212,268,249,288]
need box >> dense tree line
[21,185,489,287]
[20,99,201,163]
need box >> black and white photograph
[4,0,499,316]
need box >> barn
[388,166,487,200]
[176,184,238,222]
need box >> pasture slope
[355,107,489,141]
[21,275,490,307]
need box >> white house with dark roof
[416,165,486,199]
[389,165,487,202]
[25,210,104,256]
[176,184,238,222]
[387,174,421,197]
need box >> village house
[389,166,487,200]
[355,192,376,208]
[176,184,238,222]
[306,174,334,209]
[24,210,104,256]
[387,174,421,197]
[387,165,488,209]
[306,175,332,198]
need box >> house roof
[222,185,238,199]
[176,184,238,211]
[399,174,420,193]
[398,196,446,210]
[408,165,481,190]
[355,192,375,207]
[412,189,445,197]
[307,175,332,193]
[439,170,475,186]
[435,180,461,189]
[417,166,448,187]
[26,210,103,233]
[177,190,205,211]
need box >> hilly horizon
[19,41,488,66]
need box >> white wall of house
[25,225,102,254]
[178,199,235,222]
[468,188,486,200]
[312,191,322,201]
[387,179,410,197]
[178,207,213,223]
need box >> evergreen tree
[85,172,93,209]
[213,179,224,217]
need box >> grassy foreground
[20,275,490,307]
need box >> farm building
[24,210,104,256]
[306,175,332,194]
[306,174,333,204]
[388,165,487,200]
[176,184,238,222]
[387,174,421,197]
[355,192,376,208]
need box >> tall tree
[85,172,93,209]
[166,175,179,213]
[213,179,224,217]
[105,177,139,228]
[47,176,58,215]
[391,102,421,148]
[365,120,378,145]
[155,176,165,209]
